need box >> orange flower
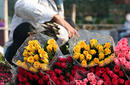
[40,64,49,71]
[29,67,38,73]
[33,61,40,69]
[27,56,34,64]
[94,58,99,64]
[21,62,28,70]
[16,60,22,66]
[34,54,39,61]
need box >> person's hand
[66,26,79,38]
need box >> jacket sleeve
[14,0,57,23]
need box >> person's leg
[5,22,35,65]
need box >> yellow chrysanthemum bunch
[73,39,114,67]
[16,39,58,72]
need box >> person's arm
[53,14,79,38]
[15,0,57,23]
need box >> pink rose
[114,58,120,66]
[83,78,88,83]
[97,80,104,85]
[87,72,95,81]
[90,79,97,85]
[126,53,130,60]
[114,46,120,53]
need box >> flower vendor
[4,0,79,65]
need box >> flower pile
[73,39,114,67]
[0,63,12,84]
[16,67,52,85]
[114,38,130,70]
[16,39,58,72]
[75,63,129,85]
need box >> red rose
[111,74,119,79]
[55,62,61,67]
[59,58,66,62]
[125,80,130,85]
[61,63,67,69]
[38,79,44,85]
[95,71,101,77]
[43,75,49,81]
[114,65,120,73]
[71,70,76,76]
[104,81,111,85]
[33,74,39,80]
[18,83,23,85]
[90,68,95,73]
[61,80,67,85]
[59,75,64,80]
[54,69,62,75]
[102,73,107,78]
[90,79,97,85]
[107,71,114,78]
[38,72,44,77]
[112,78,118,85]
[96,67,100,71]
[105,67,110,72]
[25,82,31,85]
[67,56,73,63]
[55,80,61,85]
[47,81,51,85]
[118,78,124,84]
[51,76,57,81]
[119,71,124,77]
[103,75,110,81]
[69,75,74,81]
[100,68,105,74]
[73,65,79,70]
[66,72,70,77]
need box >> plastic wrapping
[12,33,62,72]
[69,30,115,67]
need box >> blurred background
[1,0,130,48]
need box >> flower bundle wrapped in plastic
[13,33,60,73]
[70,30,115,67]
[114,38,130,79]
[72,39,114,67]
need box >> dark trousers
[5,22,35,65]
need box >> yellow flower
[24,57,28,62]
[94,58,99,64]
[48,39,56,45]
[78,41,86,48]
[35,44,41,50]
[29,67,38,73]
[52,44,58,52]
[73,45,81,53]
[16,60,22,66]
[38,48,45,54]
[41,58,49,64]
[86,54,92,61]
[47,45,53,52]
[33,61,40,69]
[40,64,49,71]
[21,62,28,70]
[84,44,90,51]
[80,54,85,61]
[98,60,105,66]
[25,44,35,53]
[28,52,34,56]
[109,54,114,61]
[96,44,104,52]
[83,51,89,56]
[104,58,111,64]
[104,48,111,55]
[88,61,95,67]
[90,39,98,48]
[81,60,87,67]
[73,53,80,59]
[99,52,104,60]
[27,56,34,64]
[34,54,39,61]
[104,42,111,48]
[89,50,96,55]
[23,50,28,57]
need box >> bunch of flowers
[73,39,114,67]
[15,39,58,72]
[114,38,130,70]
[46,56,88,85]
[16,67,53,85]
[0,63,12,84]
[75,63,129,85]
